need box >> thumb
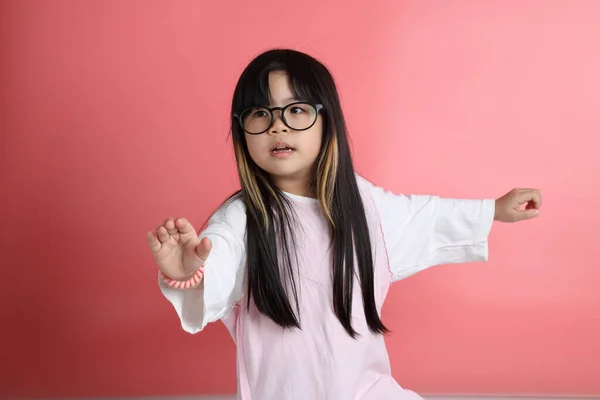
[195,237,213,263]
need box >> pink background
[2,0,599,398]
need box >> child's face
[245,71,323,195]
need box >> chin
[262,165,309,181]
[266,168,301,179]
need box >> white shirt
[158,174,495,399]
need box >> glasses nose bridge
[271,106,285,118]
[269,106,287,130]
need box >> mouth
[270,142,296,155]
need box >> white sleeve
[357,175,495,282]
[158,198,247,334]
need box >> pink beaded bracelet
[159,266,205,290]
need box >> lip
[270,141,295,152]
[269,141,296,158]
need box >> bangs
[234,55,324,113]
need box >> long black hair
[226,48,388,338]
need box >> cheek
[307,121,324,157]
[245,135,266,160]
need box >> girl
[146,49,542,400]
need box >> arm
[358,175,494,281]
[358,175,542,282]
[158,199,247,333]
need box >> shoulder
[205,192,247,241]
[354,172,388,209]
[353,172,426,219]
[354,172,377,195]
[353,173,387,223]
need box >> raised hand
[494,188,542,222]
[146,218,212,280]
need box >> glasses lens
[241,107,272,134]
[284,103,318,130]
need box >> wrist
[494,199,499,220]
[160,266,205,290]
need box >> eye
[253,110,268,118]
[289,106,304,114]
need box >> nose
[268,110,288,135]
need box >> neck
[271,173,315,198]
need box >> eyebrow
[269,96,300,106]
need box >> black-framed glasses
[234,102,324,135]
